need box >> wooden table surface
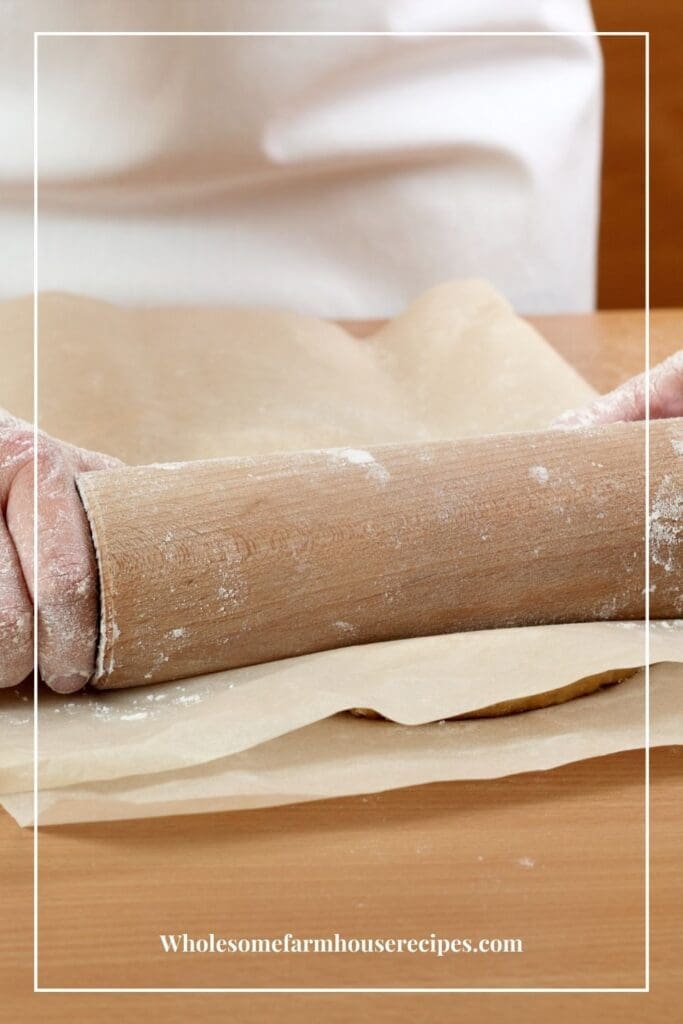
[2,310,681,1022]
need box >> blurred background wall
[593,1,679,308]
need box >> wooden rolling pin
[77,418,682,690]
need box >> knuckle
[35,440,64,480]
[651,355,683,414]
[0,427,34,475]
[666,350,683,374]
[38,563,96,609]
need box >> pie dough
[352,668,636,721]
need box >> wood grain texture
[527,310,682,394]
[2,310,681,1020]
[593,3,682,309]
[79,421,682,689]
[2,747,683,1013]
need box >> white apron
[0,0,602,315]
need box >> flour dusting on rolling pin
[76,419,682,690]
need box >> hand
[553,350,683,427]
[0,410,121,692]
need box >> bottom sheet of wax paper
[2,621,682,794]
[3,663,681,827]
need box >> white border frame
[32,29,651,995]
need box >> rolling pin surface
[77,419,682,689]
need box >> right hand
[0,410,122,692]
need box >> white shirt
[0,0,602,316]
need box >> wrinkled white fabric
[0,0,601,314]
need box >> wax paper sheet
[1,621,681,794]
[3,663,680,827]
[0,280,679,823]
